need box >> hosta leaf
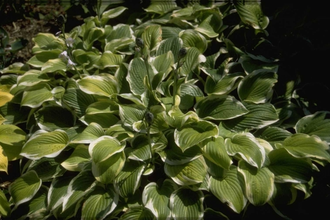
[89,136,125,163]
[114,160,145,197]
[0,189,10,217]
[254,127,292,144]
[83,27,104,50]
[180,82,204,97]
[0,145,8,173]
[225,132,266,168]
[202,136,232,170]
[205,72,244,95]
[170,188,204,220]
[27,157,65,181]
[119,104,145,128]
[92,152,126,184]
[41,58,67,74]
[32,33,65,53]
[270,182,297,206]
[142,180,177,220]
[179,29,207,53]
[0,88,13,107]
[142,24,162,51]
[156,37,182,61]
[81,185,118,220]
[21,84,53,108]
[101,6,127,25]
[222,102,279,131]
[209,167,247,213]
[129,135,152,162]
[127,57,153,95]
[94,52,124,69]
[181,47,206,76]
[275,133,330,162]
[234,0,269,30]
[195,95,248,120]
[48,176,72,212]
[174,120,218,152]
[240,55,278,74]
[105,38,134,54]
[106,24,132,41]
[21,130,69,160]
[27,51,61,68]
[63,88,97,117]
[238,161,275,206]
[81,112,119,129]
[165,156,207,186]
[268,148,313,183]
[62,170,97,213]
[145,0,177,15]
[195,13,222,38]
[78,75,119,97]
[9,170,42,208]
[105,124,134,141]
[151,51,174,80]
[0,62,29,74]
[159,143,202,165]
[120,206,154,220]
[72,49,101,70]
[34,105,75,131]
[0,124,26,160]
[238,71,277,104]
[71,123,104,144]
[61,145,90,171]
[295,111,330,143]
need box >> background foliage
[1,1,330,219]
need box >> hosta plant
[1,1,330,219]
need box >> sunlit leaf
[101,6,127,25]
[179,29,207,53]
[205,72,244,95]
[238,161,274,206]
[71,123,104,144]
[128,134,152,162]
[41,58,67,74]
[27,51,61,68]
[89,136,125,163]
[83,27,104,50]
[195,12,222,38]
[78,75,119,97]
[120,206,154,220]
[61,145,90,171]
[170,188,204,220]
[21,84,53,108]
[32,33,65,53]
[9,170,42,208]
[63,88,97,117]
[0,124,26,160]
[48,175,72,212]
[20,130,69,160]
[94,52,124,69]
[145,0,177,15]
[0,189,10,217]
[142,24,162,51]
[0,86,13,107]
[209,167,247,213]
[0,145,8,173]
[27,157,65,181]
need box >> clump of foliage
[1,1,330,219]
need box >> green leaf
[205,72,244,95]
[180,29,207,53]
[32,33,65,53]
[27,51,61,68]
[34,105,75,131]
[0,88,13,107]
[145,0,177,15]
[195,12,222,38]
[83,27,104,50]
[0,189,10,217]
[209,167,247,213]
[81,185,118,220]
[0,124,26,160]
[94,52,124,69]
[195,95,248,120]
[20,130,69,160]
[164,156,207,186]
[92,152,126,184]
[89,136,125,164]
[238,161,275,206]
[238,71,277,104]
[48,176,72,212]
[71,123,104,144]
[156,37,182,61]
[234,0,269,29]
[9,170,42,208]
[254,127,292,144]
[174,120,218,152]
[142,180,177,220]
[0,146,8,173]
[63,88,97,117]
[41,58,67,74]
[275,133,330,163]
[151,51,174,81]
[180,82,204,97]
[72,49,101,70]
[222,102,279,131]
[268,148,313,183]
[62,170,97,213]
[202,136,232,170]
[295,111,330,143]
[101,6,127,26]
[0,62,29,74]
[114,160,145,198]
[21,84,53,108]
[142,24,162,51]
[170,188,204,220]
[128,135,152,162]
[27,157,65,181]
[119,104,145,128]
[61,145,90,171]
[78,75,119,97]
[225,132,266,168]
[120,206,154,220]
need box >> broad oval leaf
[225,132,266,168]
[27,157,65,182]
[268,148,313,183]
[101,6,127,25]
[295,111,330,143]
[275,133,330,163]
[0,124,26,160]
[83,27,104,50]
[89,136,125,163]
[63,88,97,117]
[119,104,146,128]
[9,170,42,208]
[94,51,124,69]
[202,136,232,170]
[128,135,152,162]
[174,120,218,152]
[47,175,72,212]
[81,185,119,220]
[21,84,53,108]
[205,72,244,95]
[238,71,277,104]
[78,75,119,97]
[195,95,248,120]
[114,160,145,198]
[120,206,154,220]
[209,167,247,213]
[41,58,67,74]
[145,0,177,15]
[142,24,162,51]
[238,161,275,206]
[32,33,65,53]
[195,12,222,38]
[170,188,204,220]
[164,156,207,186]
[142,180,177,220]
[156,37,182,61]
[20,130,69,160]
[61,145,90,171]
[180,47,206,76]
[71,123,104,144]
[179,29,207,53]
